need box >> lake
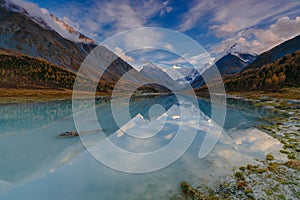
[0,94,284,199]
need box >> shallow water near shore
[0,95,285,199]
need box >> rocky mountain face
[227,34,300,91]
[196,34,300,93]
[188,52,256,88]
[243,35,300,71]
[0,0,262,92]
[139,63,182,90]
[0,0,97,71]
[224,50,300,92]
[0,47,112,91]
[0,0,157,92]
[215,52,257,75]
[192,34,300,91]
[49,14,96,45]
[2,0,298,94]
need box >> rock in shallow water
[58,131,79,138]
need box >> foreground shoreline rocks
[177,93,300,200]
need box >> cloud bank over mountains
[6,0,300,59]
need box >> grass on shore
[228,87,300,100]
[0,88,111,104]
[179,87,300,199]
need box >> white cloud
[180,0,300,33]
[188,53,214,67]
[178,0,223,32]
[114,47,135,63]
[172,65,181,69]
[270,16,300,38]
[164,43,174,51]
[210,23,238,37]
[106,28,166,53]
[53,0,172,41]
[98,2,143,30]
[211,16,300,55]
[160,57,187,65]
[211,0,300,35]
[160,1,173,16]
[40,8,48,15]
[179,0,300,57]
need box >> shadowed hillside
[224,51,300,92]
[0,52,112,91]
[244,35,300,70]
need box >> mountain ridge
[224,50,300,92]
[0,1,161,93]
[243,34,300,71]
[0,1,96,71]
[215,52,257,75]
[0,47,111,91]
[195,34,300,93]
[2,0,96,44]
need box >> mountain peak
[49,14,96,44]
[225,42,257,57]
[139,62,160,71]
[2,0,96,44]
[227,43,237,52]
[243,34,300,71]
[215,52,257,75]
[142,62,156,67]
[0,1,97,71]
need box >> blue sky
[6,0,300,66]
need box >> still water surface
[0,95,283,199]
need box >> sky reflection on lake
[0,95,284,199]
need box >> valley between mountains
[0,0,299,199]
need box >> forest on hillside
[224,51,300,92]
[0,54,112,91]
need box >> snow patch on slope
[3,0,96,44]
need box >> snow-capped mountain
[138,62,210,91]
[214,43,258,75]
[0,0,98,72]
[225,43,257,59]
[244,34,300,71]
[147,43,258,89]
[176,67,201,84]
[224,34,300,91]
[215,52,257,75]
[185,48,257,88]
[230,52,257,64]
[139,62,182,90]
[161,66,201,86]
[0,0,146,91]
[49,14,96,44]
[3,0,96,44]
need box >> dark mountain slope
[224,51,300,92]
[0,48,111,91]
[244,35,300,70]
[215,53,256,75]
[190,52,256,88]
[0,2,96,71]
[0,1,160,92]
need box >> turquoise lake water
[0,95,284,199]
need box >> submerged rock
[58,131,79,138]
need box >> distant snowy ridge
[3,0,96,44]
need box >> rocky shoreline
[177,93,300,200]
